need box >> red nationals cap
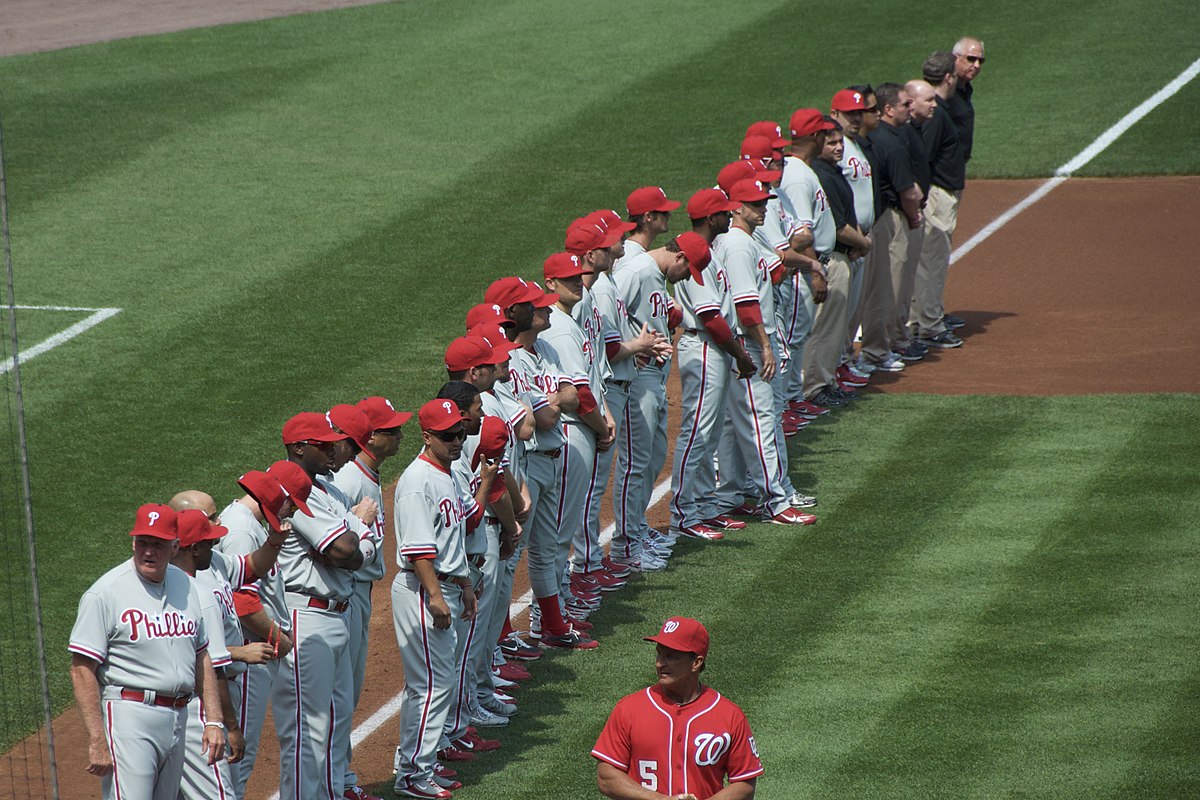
[831,88,869,111]
[282,412,348,446]
[745,120,791,148]
[177,508,228,547]
[741,135,780,163]
[717,161,781,194]
[484,276,544,309]
[565,217,622,256]
[687,188,740,220]
[626,186,681,216]
[445,336,508,372]
[585,208,636,234]
[266,460,315,516]
[237,469,292,531]
[357,396,413,430]
[644,616,710,658]
[466,302,515,331]
[728,178,775,204]
[129,503,178,540]
[474,415,509,467]
[544,251,590,279]
[419,399,464,432]
[674,232,711,283]
[327,404,374,457]
[790,107,836,138]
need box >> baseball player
[712,178,816,526]
[273,412,378,800]
[68,504,225,800]
[216,465,311,796]
[669,189,758,540]
[329,400,410,800]
[614,186,679,274]
[391,399,496,799]
[592,616,763,800]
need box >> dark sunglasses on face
[431,428,467,442]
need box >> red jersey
[592,684,763,799]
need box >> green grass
[391,394,1200,799]
[0,0,1196,765]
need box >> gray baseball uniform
[570,287,614,575]
[839,134,876,361]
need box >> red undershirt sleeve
[699,310,735,345]
[576,384,598,415]
[735,299,763,328]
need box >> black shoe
[942,314,965,329]
[919,330,963,349]
[809,389,848,408]
[828,386,857,402]
[898,343,926,362]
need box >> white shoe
[789,491,818,509]
[876,354,905,373]
[852,358,878,375]
[639,552,668,571]
[480,694,517,717]
[470,706,510,727]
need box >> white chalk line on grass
[1,305,122,375]
[267,59,1200,798]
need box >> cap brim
[656,200,682,212]
[532,292,560,308]
[261,505,284,532]
[771,136,792,148]
[205,524,229,541]
[755,169,783,184]
[384,410,414,428]
[129,528,176,540]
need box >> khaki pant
[890,213,924,350]
[802,251,851,398]
[910,184,961,337]
[859,208,904,363]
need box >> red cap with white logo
[419,399,464,432]
[129,503,178,540]
[177,508,228,547]
[644,616,710,658]
[626,186,681,216]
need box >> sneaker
[436,745,475,762]
[919,330,963,349]
[730,502,764,517]
[430,770,463,791]
[675,523,725,541]
[767,508,817,525]
[782,410,811,427]
[453,730,501,752]
[897,343,925,361]
[703,515,747,531]
[564,602,594,624]
[627,551,668,571]
[491,671,519,688]
[809,389,848,408]
[567,589,601,608]
[542,626,600,650]
[570,572,601,593]
[495,661,530,682]
[836,364,869,385]
[851,358,878,375]
[344,787,383,800]
[480,694,518,717]
[602,557,634,578]
[470,706,510,727]
[835,378,861,393]
[499,634,543,661]
[843,361,871,379]
[788,400,830,418]
[788,492,818,509]
[828,386,857,402]
[875,354,905,372]
[564,612,593,631]
[491,690,515,704]
[579,569,626,592]
[942,313,966,329]
[433,762,458,780]
[395,779,451,799]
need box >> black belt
[606,379,631,390]
[682,328,701,336]
[120,689,191,708]
[306,597,350,613]
[532,448,561,458]
[403,568,460,582]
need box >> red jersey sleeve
[591,697,633,771]
[723,704,764,783]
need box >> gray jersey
[840,136,876,232]
[755,195,800,253]
[279,477,368,602]
[714,227,781,336]
[590,271,639,383]
[573,287,613,408]
[203,549,252,677]
[217,500,291,637]
[543,305,598,425]
[612,239,646,276]
[779,156,836,255]
[69,561,209,695]
[452,434,489,556]
[393,454,475,577]
[190,567,233,677]
[482,384,525,484]
[675,244,736,331]
[614,252,671,343]
[331,456,387,582]
[510,344,565,452]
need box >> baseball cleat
[836,364,870,385]
[430,771,463,791]
[495,661,530,682]
[541,626,600,650]
[343,787,383,800]
[703,515,747,531]
[394,779,451,799]
[564,613,593,631]
[582,569,627,591]
[499,634,543,661]
[730,502,765,517]
[453,730,501,752]
[788,492,818,509]
[436,744,475,762]
[675,523,725,541]
[767,508,817,525]
[433,763,458,780]
[788,399,831,418]
[601,557,634,578]
[470,706,510,727]
[479,694,518,717]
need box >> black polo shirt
[867,122,916,211]
[920,100,966,191]
[812,158,858,252]
[945,80,975,162]
[902,123,931,197]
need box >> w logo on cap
[663,620,680,633]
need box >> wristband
[204,721,225,730]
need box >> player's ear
[692,654,705,674]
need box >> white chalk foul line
[267,59,1200,798]
[951,56,1200,265]
[1,306,122,376]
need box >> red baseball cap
[745,120,791,148]
[473,415,509,467]
[529,281,559,308]
[445,335,508,371]
[627,186,681,217]
[129,503,178,540]
[586,208,636,234]
[790,107,836,138]
[544,251,590,280]
[717,161,781,194]
[687,188,740,220]
[419,399,464,432]
[831,88,870,112]
[282,412,349,446]
[674,232,711,283]
[177,508,228,547]
[644,616,709,658]
[484,277,544,309]
[237,469,291,532]
[729,178,775,204]
[741,135,780,163]
[466,322,520,353]
[565,218,622,256]
[466,302,515,331]
[327,404,374,457]
[266,460,314,516]
[357,396,413,430]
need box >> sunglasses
[302,439,337,451]
[431,428,467,442]
[961,55,985,65]
[863,106,879,114]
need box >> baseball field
[1,0,1198,797]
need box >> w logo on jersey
[649,292,669,319]
[693,732,732,766]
